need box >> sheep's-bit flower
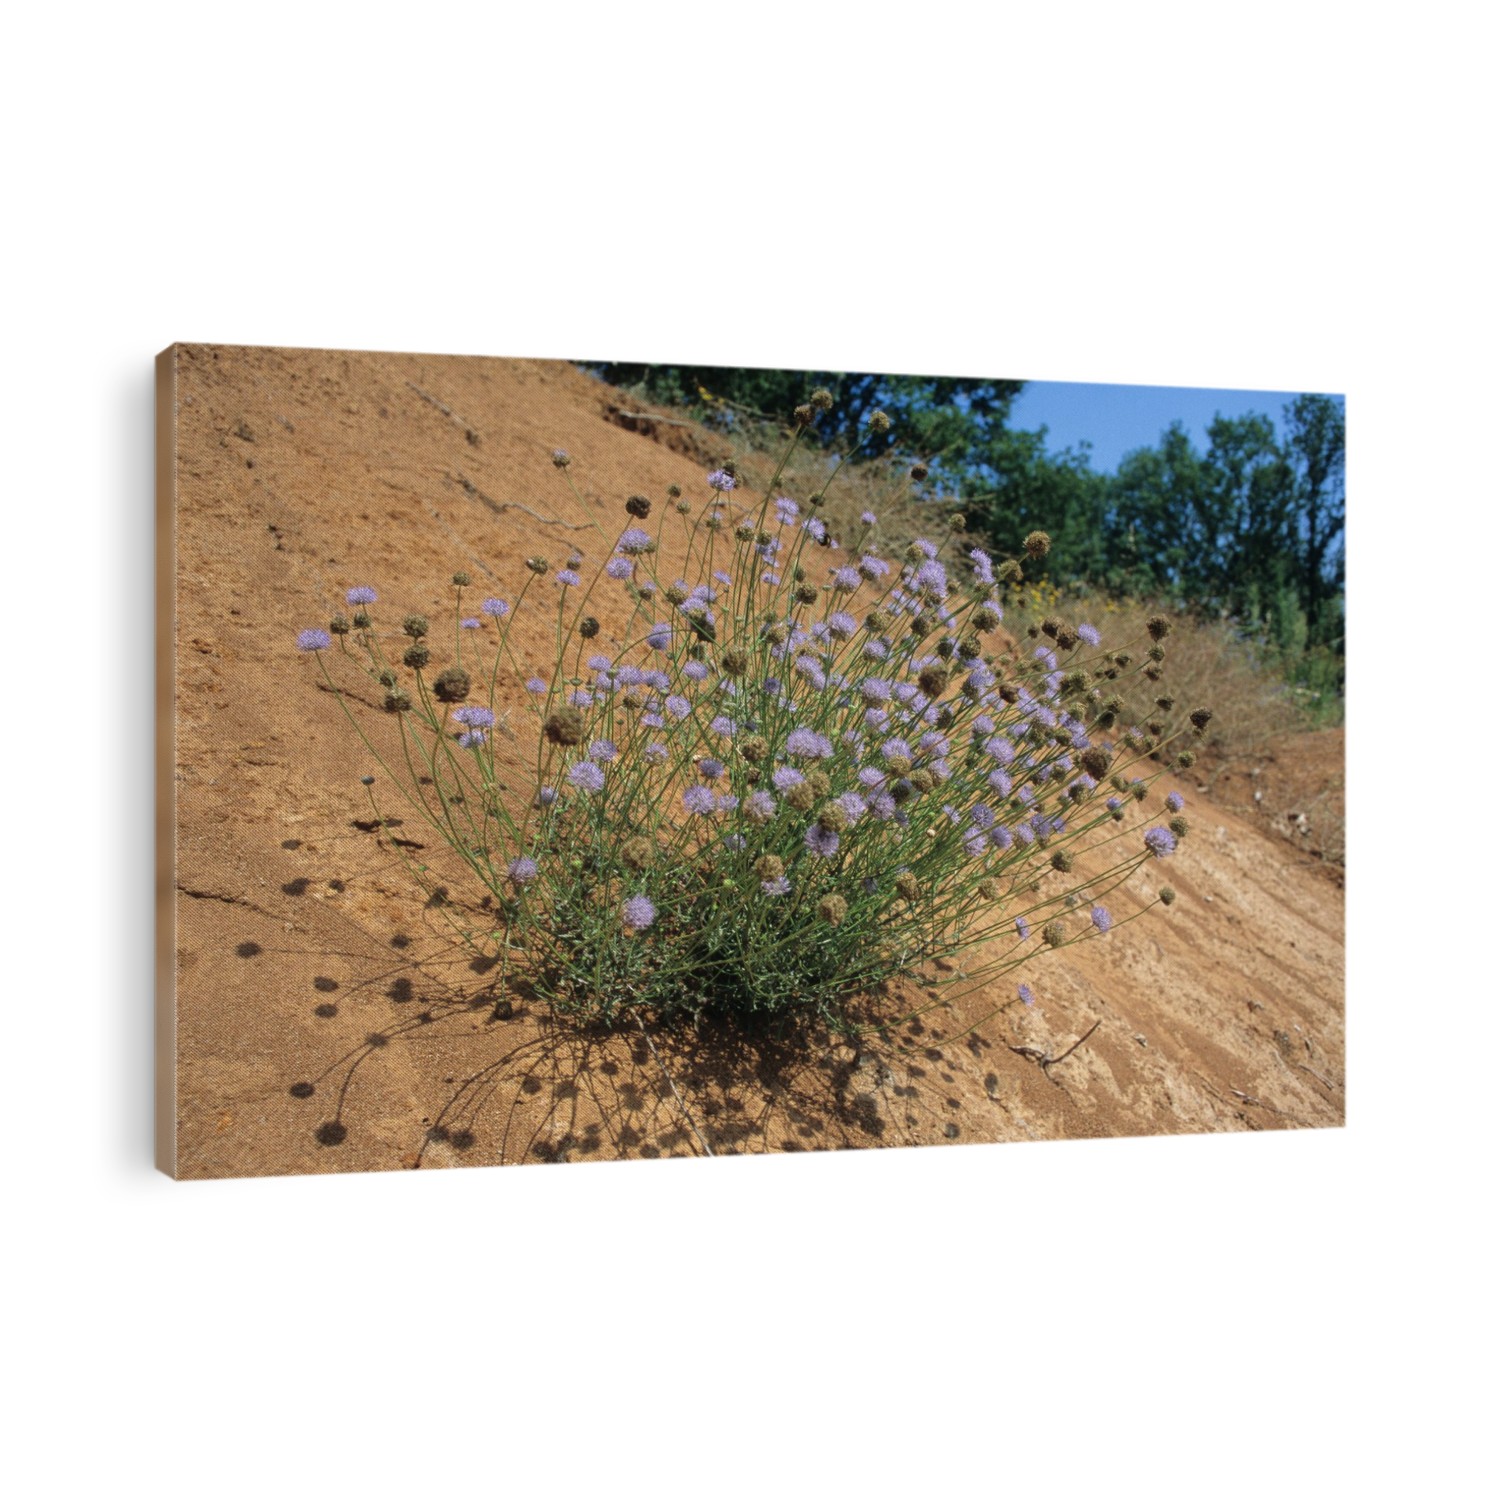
[481,597,510,617]
[551,449,571,468]
[623,894,656,931]
[507,857,539,886]
[544,707,585,746]
[568,761,605,793]
[346,586,378,606]
[1018,984,1035,1007]
[1144,826,1178,858]
[297,628,331,652]
[706,468,736,492]
[1023,531,1051,560]
[817,893,848,925]
[1091,904,1112,933]
[433,667,471,703]
[1165,791,1185,812]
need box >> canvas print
[156,345,1345,1179]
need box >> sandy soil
[161,344,1345,1179]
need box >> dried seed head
[664,584,689,606]
[910,768,935,793]
[667,483,682,499]
[1081,746,1111,779]
[895,872,922,902]
[1177,749,1197,769]
[402,614,429,639]
[433,667,471,703]
[1190,707,1213,730]
[1159,886,1177,906]
[544,707,585,746]
[1155,696,1176,711]
[818,894,848,925]
[738,734,769,764]
[722,646,749,677]
[809,388,834,412]
[1024,530,1052,560]
[948,512,966,532]
[885,754,913,778]
[764,622,789,646]
[578,616,600,639]
[451,571,471,588]
[784,781,816,813]
[806,769,831,798]
[998,558,1024,584]
[1051,849,1073,873]
[936,636,956,660]
[793,403,814,427]
[1169,816,1190,839]
[755,855,785,883]
[1146,614,1172,642]
[625,494,651,518]
[621,836,653,871]
[794,584,819,605]
[973,605,1000,633]
[402,643,431,670]
[351,610,372,629]
[918,664,950,698]
[377,669,398,688]
[1055,624,1079,651]
[867,410,891,435]
[525,556,549,575]
[329,614,351,635]
[1044,921,1066,948]
[909,461,929,481]
[977,878,1000,900]
[383,688,412,713]
[1148,644,1166,663]
[817,802,850,834]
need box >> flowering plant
[299,392,1203,1039]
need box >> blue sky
[1008,380,1345,473]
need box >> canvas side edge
[155,347,179,1178]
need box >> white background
[3,4,1494,1496]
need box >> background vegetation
[587,362,1345,717]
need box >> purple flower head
[587,654,613,673]
[803,518,826,542]
[794,655,827,690]
[345,586,378,606]
[973,715,996,735]
[1091,904,1113,933]
[605,558,634,581]
[829,611,859,642]
[881,737,913,763]
[863,639,889,661]
[525,676,548,694]
[665,694,691,721]
[1018,983,1035,1008]
[1106,796,1122,812]
[856,765,886,789]
[716,793,739,812]
[988,825,1013,851]
[869,792,897,821]
[1015,916,1031,941]
[837,791,867,823]
[771,766,805,792]
[457,730,487,749]
[858,554,891,581]
[453,706,496,728]
[536,786,559,807]
[461,617,481,630]
[745,789,777,822]
[623,894,656,931]
[682,786,716,815]
[589,739,618,763]
[481,597,510,619]
[832,566,861,593]
[761,875,791,897]
[911,538,938,560]
[804,824,840,858]
[697,757,725,782]
[681,659,709,682]
[971,804,996,831]
[965,830,989,859]
[709,715,737,737]
[296,628,331,652]
[1144,826,1178,858]
[913,560,949,598]
[860,510,877,525]
[1078,623,1101,647]
[643,742,668,764]
[774,496,800,525]
[556,569,581,588]
[1166,790,1185,813]
[647,622,672,651]
[617,527,652,555]
[568,761,606,794]
[507,857,539,886]
[969,548,995,585]
[706,468,736,492]
[786,727,833,760]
